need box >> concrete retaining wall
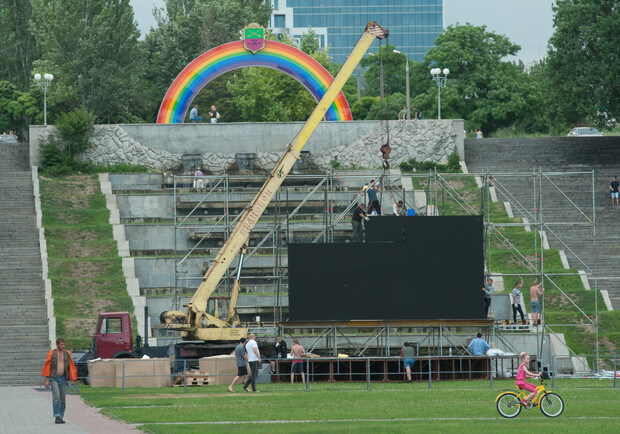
[29,119,464,171]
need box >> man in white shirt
[243,333,261,392]
[392,200,406,216]
[194,168,204,189]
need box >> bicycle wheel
[539,392,564,417]
[497,392,522,418]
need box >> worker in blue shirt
[468,333,491,355]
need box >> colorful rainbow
[157,41,352,123]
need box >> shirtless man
[290,338,306,384]
[529,280,544,325]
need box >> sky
[443,0,555,65]
[130,0,555,65]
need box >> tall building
[269,0,444,65]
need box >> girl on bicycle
[516,352,542,405]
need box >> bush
[55,109,96,158]
[40,109,96,175]
[330,155,341,169]
[399,150,461,174]
[40,140,74,176]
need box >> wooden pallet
[497,324,532,332]
[173,371,211,387]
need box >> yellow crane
[161,22,389,341]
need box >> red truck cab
[92,312,134,359]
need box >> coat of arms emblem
[243,23,265,54]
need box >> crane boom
[163,22,388,341]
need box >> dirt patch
[63,242,115,259]
[55,259,118,280]
[54,211,82,224]
[64,317,99,337]
[41,175,100,209]
[600,336,617,353]
[546,293,573,310]
[577,317,596,333]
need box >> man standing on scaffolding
[367,180,382,215]
[482,277,494,318]
[351,203,368,242]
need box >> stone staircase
[465,137,620,310]
[0,143,49,385]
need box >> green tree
[0,0,38,90]
[226,68,291,122]
[366,92,406,121]
[143,0,272,121]
[30,0,146,123]
[0,81,25,133]
[0,80,41,137]
[360,43,407,98]
[224,29,337,122]
[350,96,377,121]
[545,0,620,128]
[300,27,320,55]
[410,24,545,136]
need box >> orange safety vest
[41,349,78,382]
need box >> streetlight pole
[357,65,361,103]
[430,68,449,120]
[369,52,384,102]
[393,50,410,120]
[34,73,54,126]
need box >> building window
[274,14,286,28]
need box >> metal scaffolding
[166,169,600,366]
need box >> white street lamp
[34,73,54,126]
[430,67,449,120]
[393,50,410,120]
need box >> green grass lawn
[40,175,137,348]
[79,379,620,433]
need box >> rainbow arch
[157,40,352,123]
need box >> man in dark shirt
[351,203,368,242]
[366,180,382,215]
[610,176,619,206]
[228,337,248,392]
[270,336,288,374]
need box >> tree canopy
[545,0,620,128]
[0,0,37,91]
[30,0,145,123]
[408,24,540,135]
[0,1,616,135]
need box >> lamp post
[430,67,449,120]
[393,50,410,120]
[356,65,361,103]
[369,52,384,102]
[34,73,54,126]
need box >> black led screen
[288,216,484,321]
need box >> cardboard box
[88,358,171,388]
[88,359,117,388]
[114,358,171,388]
[198,355,237,385]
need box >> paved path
[0,387,141,434]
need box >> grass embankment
[40,175,136,349]
[79,380,620,433]
[411,175,619,355]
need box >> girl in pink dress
[516,352,542,405]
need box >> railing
[70,353,618,394]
